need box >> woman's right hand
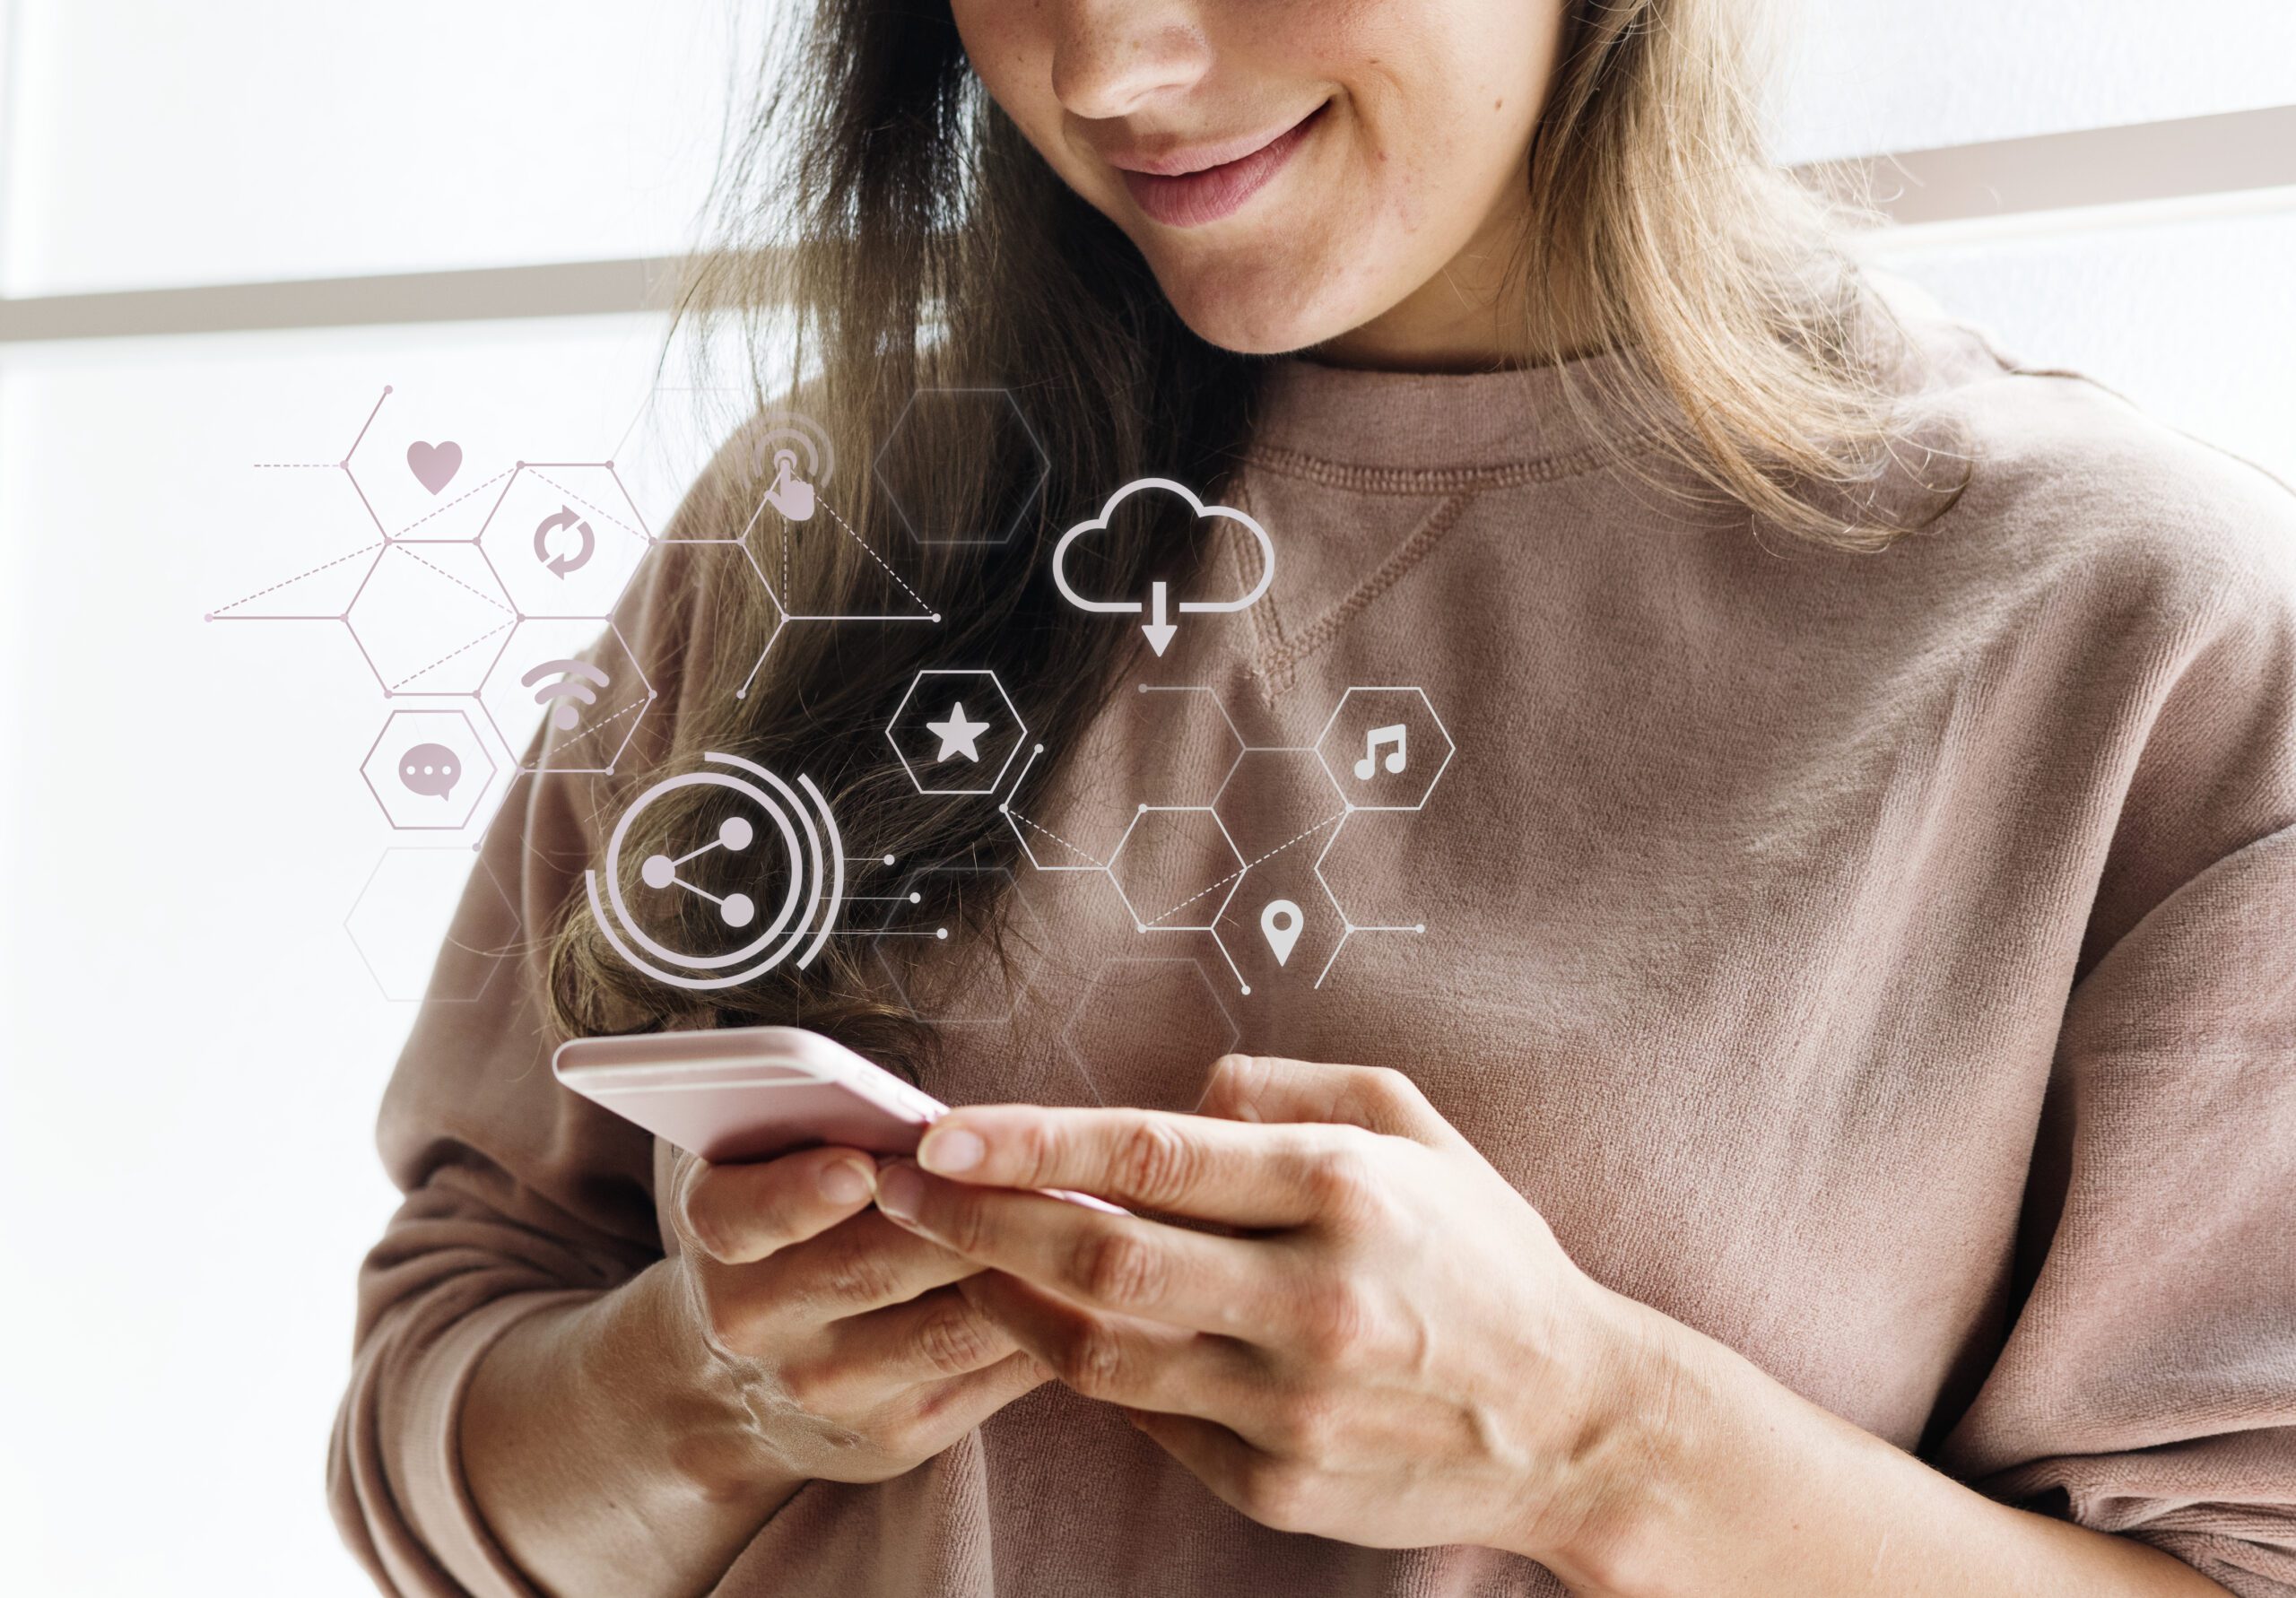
[651,1142,1052,1495]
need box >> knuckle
[1111,1118,1198,1209]
[1352,1065,1420,1116]
[1199,1052,1259,1116]
[913,1302,1001,1377]
[817,1241,904,1307]
[1050,1318,1129,1399]
[936,1187,995,1259]
[1070,1227,1166,1309]
[1300,1133,1382,1222]
[1293,1277,1378,1367]
[1008,1116,1063,1185]
[678,1181,736,1263]
[1236,1456,1316,1531]
[1264,1388,1342,1463]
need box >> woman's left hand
[869,1054,1658,1566]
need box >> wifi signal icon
[522,658,612,731]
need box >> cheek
[947,1,1054,137]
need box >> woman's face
[952,0,1569,360]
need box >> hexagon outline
[998,800,1114,874]
[657,536,796,703]
[344,846,518,1004]
[1306,812,1429,988]
[871,387,1050,547]
[343,542,520,699]
[470,461,655,622]
[1210,741,1348,817]
[1205,846,1356,998]
[888,668,1029,795]
[872,864,1048,1025]
[478,618,658,776]
[1106,804,1248,934]
[1058,955,1240,1106]
[1312,686,1457,812]
[338,384,397,542]
[361,707,500,831]
[735,496,943,622]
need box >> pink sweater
[330,308,2296,1596]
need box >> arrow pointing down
[1142,580,1178,656]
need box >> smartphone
[552,1024,1123,1212]
[552,1025,949,1163]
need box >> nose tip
[1052,22,1211,121]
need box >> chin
[1145,245,1384,356]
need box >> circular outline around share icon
[584,751,847,991]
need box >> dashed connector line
[527,469,648,545]
[394,468,512,536]
[544,693,645,759]
[395,545,514,612]
[387,620,513,691]
[1140,809,1348,928]
[819,501,937,617]
[209,542,381,615]
[1004,809,1108,869]
[253,462,340,469]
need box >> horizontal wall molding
[1830,102,2296,227]
[3,104,2293,343]
[0,255,694,343]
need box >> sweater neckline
[1247,344,1655,474]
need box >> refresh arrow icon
[531,505,596,578]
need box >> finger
[1195,1055,1466,1151]
[960,1269,1267,1420]
[1123,1409,1297,1529]
[676,1145,880,1264]
[915,1104,1351,1224]
[822,1284,1025,1387]
[761,1207,992,1314]
[895,1349,1054,1455]
[878,1160,1283,1333]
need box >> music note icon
[1353,724,1408,780]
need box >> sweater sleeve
[1935,514,2296,1595]
[326,439,770,1596]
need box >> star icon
[925,701,992,763]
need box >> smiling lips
[1110,104,1326,228]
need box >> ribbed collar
[1246,344,1658,475]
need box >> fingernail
[876,1161,924,1221]
[818,1159,874,1205]
[918,1125,985,1175]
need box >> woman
[329,0,2296,1594]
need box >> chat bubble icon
[397,742,462,801]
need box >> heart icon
[406,440,462,495]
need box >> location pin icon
[1259,899,1304,967]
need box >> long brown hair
[547,0,1955,1058]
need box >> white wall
[0,3,2290,1596]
